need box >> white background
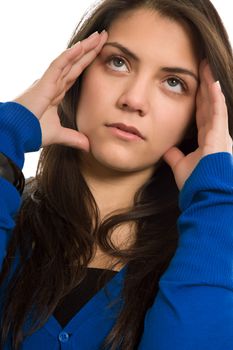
[0,1,232,178]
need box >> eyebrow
[103,42,199,83]
[161,67,199,83]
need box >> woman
[0,0,232,349]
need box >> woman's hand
[13,30,108,150]
[162,59,233,191]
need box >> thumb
[162,146,185,171]
[57,127,90,151]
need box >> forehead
[107,8,199,69]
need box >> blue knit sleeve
[0,102,42,268]
[139,152,233,349]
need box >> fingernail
[100,29,106,35]
[89,31,99,38]
[215,80,222,91]
[73,41,81,47]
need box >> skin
[14,8,231,267]
[76,9,200,217]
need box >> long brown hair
[1,1,233,349]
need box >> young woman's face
[76,8,199,174]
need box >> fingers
[197,60,214,108]
[200,59,215,85]
[196,60,220,125]
[46,31,107,82]
[58,127,90,151]
[64,31,108,87]
[50,32,108,105]
[202,63,228,125]
[40,105,90,151]
[211,80,229,133]
[13,31,108,123]
[39,30,108,108]
[196,59,231,153]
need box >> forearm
[163,152,233,285]
[0,102,41,167]
[0,179,21,268]
[0,102,41,268]
[139,152,233,349]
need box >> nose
[117,75,150,117]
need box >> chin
[88,147,153,173]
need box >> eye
[106,55,129,72]
[163,77,187,94]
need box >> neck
[79,153,155,221]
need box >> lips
[106,123,144,139]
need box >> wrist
[14,88,49,120]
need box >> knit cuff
[0,102,42,169]
[179,152,233,211]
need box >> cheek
[76,77,97,131]
[76,69,112,132]
[152,98,196,146]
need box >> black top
[54,267,118,328]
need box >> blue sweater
[0,101,233,349]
